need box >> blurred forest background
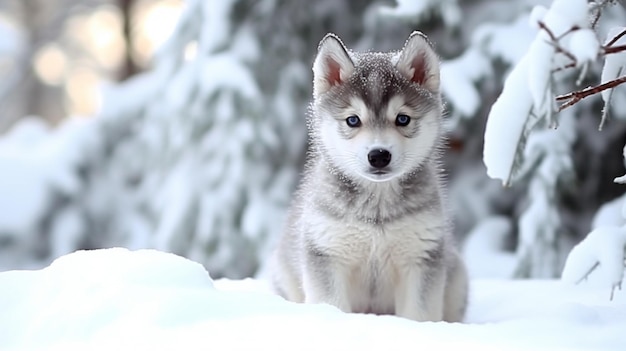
[1,0,625,280]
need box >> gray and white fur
[269,32,468,322]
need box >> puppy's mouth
[359,168,399,182]
[370,169,388,175]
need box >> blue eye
[395,114,411,127]
[346,115,361,127]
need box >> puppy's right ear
[396,31,440,93]
[312,33,354,98]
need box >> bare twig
[591,7,602,28]
[591,0,621,28]
[575,261,600,284]
[604,44,626,55]
[556,25,580,41]
[538,21,578,64]
[552,62,577,73]
[556,75,626,110]
[573,259,623,302]
[610,280,622,301]
[605,28,626,47]
[576,62,589,86]
[537,20,558,41]
[589,0,610,29]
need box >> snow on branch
[483,0,591,185]
[613,144,626,184]
[536,21,579,64]
[564,139,626,299]
[561,226,626,300]
[546,25,626,131]
[605,29,626,48]
[484,0,626,184]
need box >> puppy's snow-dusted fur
[270,32,468,322]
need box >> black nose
[368,149,391,169]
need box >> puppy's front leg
[395,263,445,322]
[303,247,351,312]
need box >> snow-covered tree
[76,0,310,278]
[478,0,626,279]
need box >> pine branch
[555,75,626,111]
[591,5,603,29]
[504,107,538,187]
[590,0,617,29]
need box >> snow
[601,27,626,103]
[568,29,599,65]
[462,216,516,279]
[483,55,532,183]
[0,116,93,236]
[527,31,554,115]
[200,0,236,53]
[0,114,105,271]
[0,144,53,234]
[528,5,548,30]
[561,226,626,293]
[49,207,84,259]
[592,193,626,229]
[474,14,536,66]
[517,176,561,277]
[440,48,491,118]
[1,248,625,351]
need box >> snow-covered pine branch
[483,0,626,183]
[480,0,598,277]
[561,226,626,300]
[483,0,595,185]
[598,27,626,130]
[562,95,626,298]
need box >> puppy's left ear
[396,31,440,93]
[312,33,354,98]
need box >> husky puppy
[270,32,468,322]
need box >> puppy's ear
[396,31,440,93]
[312,33,354,98]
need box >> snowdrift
[0,248,624,351]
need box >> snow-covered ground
[0,248,624,351]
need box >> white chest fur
[302,207,444,314]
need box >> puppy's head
[310,32,443,183]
